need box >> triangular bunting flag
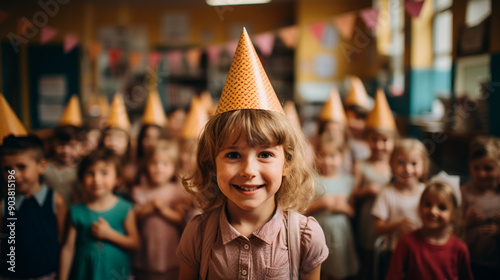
[278,26,299,49]
[128,51,143,70]
[148,51,162,68]
[89,41,102,61]
[17,18,33,36]
[40,26,58,44]
[360,8,380,33]
[0,10,9,24]
[405,0,425,18]
[64,33,79,53]
[186,48,202,70]
[206,45,221,65]
[332,12,357,40]
[309,21,326,42]
[254,32,275,56]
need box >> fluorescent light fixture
[206,0,271,6]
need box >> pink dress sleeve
[299,216,329,275]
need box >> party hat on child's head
[344,76,370,110]
[105,93,131,131]
[284,101,302,131]
[365,88,396,131]
[58,95,83,127]
[0,93,28,145]
[181,97,208,139]
[142,91,167,127]
[215,28,283,115]
[319,88,347,124]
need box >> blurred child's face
[81,129,101,157]
[142,126,162,153]
[469,156,500,190]
[215,134,285,213]
[147,152,175,186]
[167,110,186,140]
[419,193,454,231]
[366,131,394,160]
[1,152,46,195]
[322,122,345,143]
[54,140,81,165]
[316,145,343,177]
[392,151,425,186]
[82,160,117,198]
[103,128,129,157]
[346,110,366,137]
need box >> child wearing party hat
[45,95,85,205]
[136,91,167,161]
[176,28,328,280]
[351,88,397,280]
[0,94,67,280]
[344,76,371,161]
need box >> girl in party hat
[176,28,328,279]
[136,91,167,162]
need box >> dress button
[244,244,250,250]
[241,269,248,276]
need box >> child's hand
[478,223,499,237]
[398,218,417,234]
[465,208,484,226]
[91,217,113,240]
[365,183,382,196]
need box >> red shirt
[386,230,474,280]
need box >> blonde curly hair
[182,109,316,213]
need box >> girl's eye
[438,204,448,211]
[259,152,273,159]
[424,202,432,208]
[398,160,406,166]
[226,152,240,159]
[412,161,418,166]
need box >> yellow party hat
[319,88,347,124]
[58,95,83,127]
[142,91,167,127]
[215,28,283,115]
[200,90,216,116]
[344,76,370,109]
[0,93,28,144]
[105,93,131,131]
[181,97,209,139]
[283,101,302,131]
[365,88,396,131]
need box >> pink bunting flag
[17,18,33,36]
[278,26,299,49]
[0,10,9,24]
[128,51,143,70]
[405,0,425,18]
[108,48,123,69]
[186,48,202,70]
[309,21,326,42]
[40,26,58,44]
[206,45,221,65]
[64,34,79,53]
[226,40,238,57]
[167,50,183,74]
[148,51,162,68]
[332,12,357,40]
[254,32,275,56]
[360,8,380,33]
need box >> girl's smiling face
[419,191,455,231]
[215,133,286,214]
[392,150,425,186]
[469,156,500,191]
[83,160,118,198]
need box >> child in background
[59,149,140,280]
[460,136,500,280]
[351,89,396,280]
[176,29,328,280]
[0,135,67,280]
[386,181,473,280]
[132,140,190,280]
[372,138,429,279]
[44,125,84,205]
[308,134,359,280]
[136,91,167,162]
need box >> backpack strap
[287,210,301,280]
[200,207,222,280]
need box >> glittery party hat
[366,88,396,131]
[0,93,28,144]
[58,95,83,127]
[215,28,283,115]
[319,88,347,124]
[105,93,131,131]
[142,91,167,127]
[344,76,370,110]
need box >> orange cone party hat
[142,91,167,127]
[344,76,370,110]
[365,88,396,131]
[319,88,347,124]
[0,93,28,144]
[215,28,283,115]
[181,97,209,139]
[105,93,131,131]
[283,101,302,131]
[58,95,83,127]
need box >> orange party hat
[283,101,302,131]
[0,93,28,144]
[142,91,167,127]
[366,88,396,131]
[215,28,283,115]
[319,88,347,124]
[105,93,131,131]
[58,95,83,127]
[181,97,209,139]
[200,90,216,116]
[344,76,370,109]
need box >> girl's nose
[240,157,258,178]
